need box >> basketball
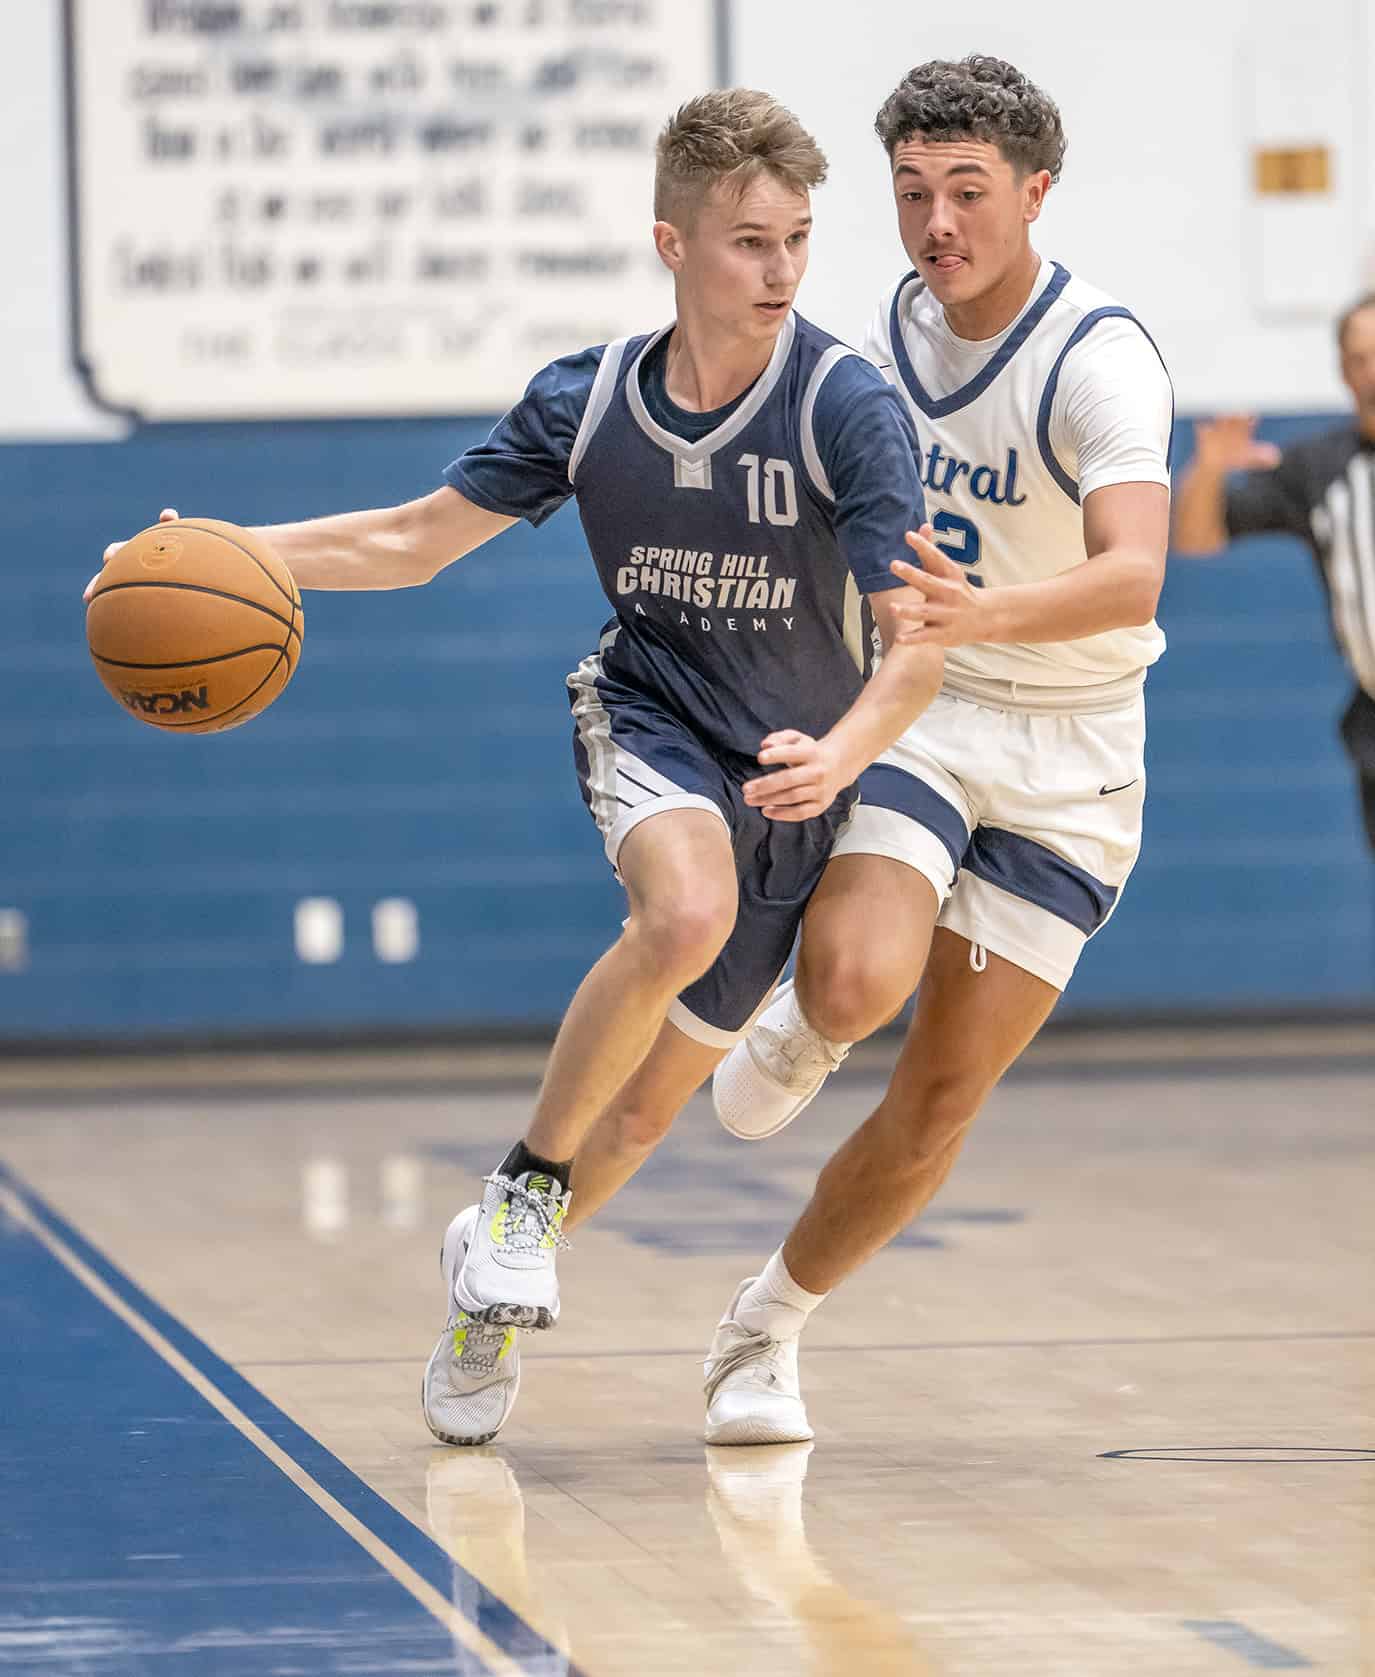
[86,518,303,735]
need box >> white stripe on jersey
[797,343,871,674]
[569,339,630,485]
[623,314,797,470]
[798,344,861,500]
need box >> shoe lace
[452,1315,513,1378]
[704,1327,788,1403]
[483,1171,571,1254]
[753,1017,849,1090]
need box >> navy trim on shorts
[857,764,970,874]
[964,826,1118,933]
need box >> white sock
[735,1247,828,1340]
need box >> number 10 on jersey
[738,454,799,527]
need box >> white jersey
[864,257,1172,690]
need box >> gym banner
[64,0,728,421]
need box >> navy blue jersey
[444,312,925,764]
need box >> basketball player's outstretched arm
[90,346,612,596]
[249,488,515,590]
[888,481,1169,648]
[89,488,513,599]
[742,599,943,822]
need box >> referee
[1173,292,1375,853]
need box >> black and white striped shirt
[1226,428,1375,701]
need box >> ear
[653,219,687,273]
[1023,169,1052,226]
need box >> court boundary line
[0,1161,585,1677]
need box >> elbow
[1120,576,1167,630]
[403,556,443,588]
[392,497,447,586]
[1125,574,1163,626]
[384,551,439,589]
[1103,554,1164,627]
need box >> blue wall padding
[0,412,1370,1042]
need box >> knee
[629,891,737,987]
[799,947,913,1044]
[877,1072,982,1166]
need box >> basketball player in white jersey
[692,56,1174,1442]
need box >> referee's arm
[1172,415,1282,553]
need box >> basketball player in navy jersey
[94,91,949,1444]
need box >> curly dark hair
[875,56,1066,181]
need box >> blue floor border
[0,1159,586,1677]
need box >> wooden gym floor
[1,1032,1371,1674]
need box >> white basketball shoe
[422,1206,522,1447]
[453,1168,570,1330]
[712,980,850,1141]
[703,1279,814,1446]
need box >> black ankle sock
[499,1140,572,1192]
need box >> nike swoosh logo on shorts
[1099,779,1139,796]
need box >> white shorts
[833,687,1147,991]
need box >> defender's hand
[85,507,179,601]
[888,527,989,647]
[743,730,849,823]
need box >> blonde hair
[654,88,828,224]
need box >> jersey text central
[919,442,1028,506]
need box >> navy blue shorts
[568,647,849,1044]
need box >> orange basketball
[86,518,303,735]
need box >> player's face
[660,176,811,343]
[1339,307,1375,435]
[890,136,1047,318]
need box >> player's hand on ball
[85,507,180,601]
[86,515,301,734]
[1192,415,1281,473]
[743,731,848,822]
[889,527,988,648]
